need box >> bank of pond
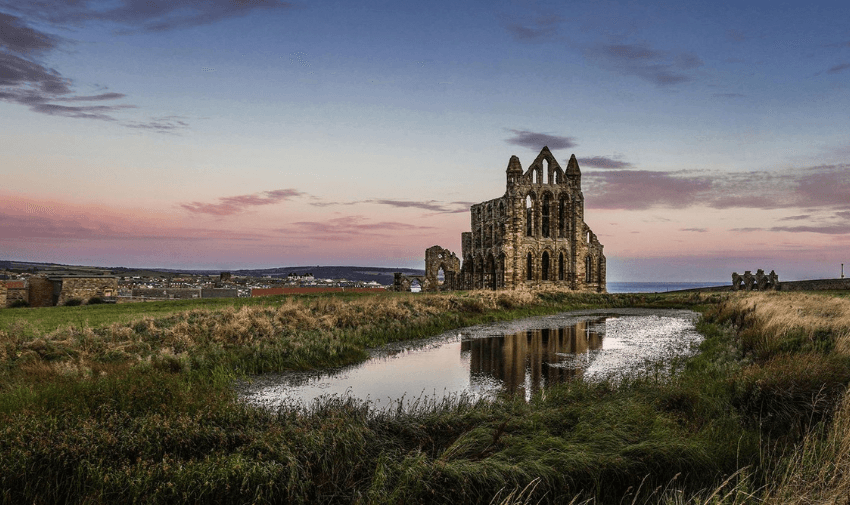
[241,308,703,409]
[2,290,850,504]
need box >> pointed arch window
[542,251,550,281]
[558,195,567,238]
[542,194,551,238]
[558,252,565,281]
[526,253,533,281]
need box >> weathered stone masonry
[397,147,606,292]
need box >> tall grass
[0,290,669,383]
[3,289,850,503]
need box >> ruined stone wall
[28,278,55,307]
[459,147,605,292]
[424,245,461,291]
[57,278,119,305]
[0,282,6,308]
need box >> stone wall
[252,287,385,296]
[200,288,238,298]
[132,288,201,299]
[780,279,850,291]
[56,277,119,305]
[423,245,461,291]
[0,282,6,308]
[2,281,28,307]
[28,278,55,307]
[668,278,850,294]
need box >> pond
[239,308,702,410]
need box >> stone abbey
[394,147,606,292]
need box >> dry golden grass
[764,392,850,505]
[711,292,850,504]
[721,291,850,357]
[0,289,576,381]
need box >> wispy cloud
[122,115,189,133]
[712,92,746,98]
[0,11,59,54]
[769,224,850,235]
[0,11,185,129]
[585,170,712,210]
[505,129,577,150]
[277,216,436,241]
[2,0,294,33]
[503,14,563,42]
[586,42,703,87]
[368,199,471,214]
[0,210,266,241]
[680,228,707,232]
[827,62,850,74]
[584,163,850,212]
[308,198,472,214]
[825,40,850,49]
[576,156,632,169]
[727,29,746,43]
[181,189,304,216]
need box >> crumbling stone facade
[425,246,461,290]
[393,147,606,292]
[460,147,605,291]
[393,246,462,292]
[732,269,779,291]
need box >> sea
[607,282,727,293]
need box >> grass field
[1,289,849,503]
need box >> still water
[240,308,702,410]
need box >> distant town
[0,260,425,308]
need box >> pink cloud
[180,189,304,216]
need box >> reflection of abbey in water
[461,319,604,396]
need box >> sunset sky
[2,0,849,281]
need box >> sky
[1,0,849,282]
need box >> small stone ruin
[732,269,779,291]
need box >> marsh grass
[3,289,850,503]
[0,290,662,384]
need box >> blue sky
[2,0,849,281]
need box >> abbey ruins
[394,146,606,292]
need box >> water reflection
[239,310,701,411]
[463,320,604,399]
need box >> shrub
[64,298,83,307]
[9,299,29,308]
[88,296,105,305]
